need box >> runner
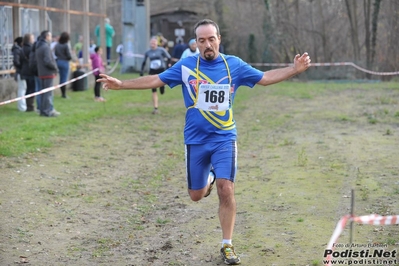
[140,37,171,114]
[98,19,311,265]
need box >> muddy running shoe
[204,169,216,197]
[152,108,159,115]
[220,244,241,265]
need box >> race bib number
[195,84,230,111]
[150,59,162,69]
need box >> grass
[2,78,399,265]
[0,71,179,156]
[2,78,397,158]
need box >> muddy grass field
[1,81,399,266]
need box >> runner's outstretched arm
[257,52,311,86]
[97,74,165,91]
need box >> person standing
[98,19,311,265]
[171,39,187,62]
[180,38,199,59]
[29,36,41,112]
[89,39,96,55]
[54,32,72,98]
[140,37,171,114]
[50,35,58,60]
[116,42,123,64]
[20,33,36,112]
[90,46,106,102]
[95,18,115,65]
[11,36,27,112]
[36,30,60,117]
[73,35,83,57]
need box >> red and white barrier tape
[250,62,399,76]
[325,214,399,266]
[0,68,98,106]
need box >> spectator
[11,36,26,112]
[36,30,60,117]
[50,35,59,59]
[73,35,83,57]
[29,36,41,112]
[171,39,187,62]
[90,46,106,102]
[54,32,73,99]
[180,39,199,59]
[20,33,36,112]
[140,37,171,114]
[116,42,123,64]
[219,43,225,53]
[95,18,115,65]
[156,32,167,47]
[89,39,96,55]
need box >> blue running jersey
[159,54,263,144]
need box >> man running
[98,19,311,265]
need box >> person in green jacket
[95,17,115,65]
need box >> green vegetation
[1,79,399,265]
[2,80,397,157]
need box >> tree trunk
[371,0,382,66]
[363,0,371,78]
[345,0,361,62]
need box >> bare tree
[345,0,361,62]
[370,0,382,67]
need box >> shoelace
[224,246,237,259]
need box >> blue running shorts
[185,140,237,190]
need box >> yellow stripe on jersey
[188,55,235,130]
[200,108,235,130]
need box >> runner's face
[196,24,220,61]
[150,39,158,49]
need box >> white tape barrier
[250,62,399,76]
[325,214,399,266]
[0,68,99,106]
[2,59,398,107]
[0,53,145,107]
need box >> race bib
[195,84,230,111]
[150,59,162,69]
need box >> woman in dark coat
[20,33,36,111]
[54,32,72,98]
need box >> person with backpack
[11,36,26,112]
[20,33,36,112]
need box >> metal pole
[82,0,89,68]
[12,0,20,38]
[63,0,70,33]
[100,0,106,64]
[349,188,354,244]
[39,0,47,30]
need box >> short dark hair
[58,32,70,44]
[95,46,101,53]
[40,30,50,40]
[193,19,220,38]
[14,37,23,46]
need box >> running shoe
[204,169,216,197]
[220,244,241,265]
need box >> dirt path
[1,84,399,266]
